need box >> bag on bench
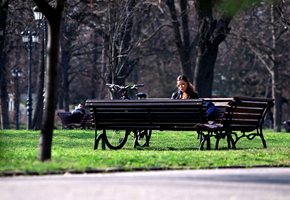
[205,101,217,121]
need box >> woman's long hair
[176,75,195,95]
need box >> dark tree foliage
[2,0,290,134]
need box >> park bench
[85,96,274,150]
[57,111,92,129]
[198,96,274,150]
[85,99,207,150]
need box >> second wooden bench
[198,96,274,150]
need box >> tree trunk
[272,69,282,132]
[92,32,106,99]
[61,51,70,111]
[39,21,61,161]
[0,0,10,129]
[32,23,46,130]
[31,60,45,130]
[270,4,282,132]
[194,0,232,97]
[244,3,284,131]
[194,43,218,97]
[34,0,65,161]
[0,55,9,129]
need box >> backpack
[204,101,217,121]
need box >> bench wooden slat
[234,96,274,102]
[224,112,261,117]
[228,107,264,113]
[87,99,207,127]
[229,119,260,126]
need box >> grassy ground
[0,129,290,176]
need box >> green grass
[0,129,290,175]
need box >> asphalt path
[1,168,290,200]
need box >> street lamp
[21,30,39,129]
[12,68,22,129]
[33,6,47,48]
[32,6,43,21]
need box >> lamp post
[21,31,38,129]
[33,6,47,71]
[33,6,47,107]
[12,68,22,129]
[30,6,48,129]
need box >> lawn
[0,129,290,176]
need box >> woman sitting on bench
[171,75,199,99]
[171,74,217,121]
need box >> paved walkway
[1,168,290,200]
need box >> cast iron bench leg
[94,132,106,150]
[259,127,267,148]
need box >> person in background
[171,75,198,99]
[72,103,86,115]
[70,103,86,122]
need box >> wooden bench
[85,99,207,150]
[198,96,274,149]
[57,112,93,129]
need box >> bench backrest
[85,99,207,130]
[57,112,72,127]
[57,112,92,129]
[223,96,274,132]
[203,97,274,132]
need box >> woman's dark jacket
[171,90,199,99]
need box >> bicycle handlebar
[133,84,144,88]
[106,83,144,91]
[106,83,146,100]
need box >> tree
[101,0,138,85]
[241,1,289,131]
[213,0,290,130]
[165,0,198,82]
[0,0,10,129]
[89,0,173,90]
[3,0,288,132]
[59,2,87,110]
[193,0,243,97]
[33,0,65,161]
[163,0,240,97]
[164,0,277,98]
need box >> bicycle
[106,83,147,100]
[102,83,151,149]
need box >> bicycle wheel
[103,129,130,150]
[133,129,152,147]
